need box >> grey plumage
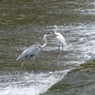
[16,33,51,70]
[16,44,41,61]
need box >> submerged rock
[40,57,95,95]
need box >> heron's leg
[21,61,26,69]
[32,57,36,72]
[58,44,60,51]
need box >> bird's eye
[46,32,50,34]
[46,32,52,35]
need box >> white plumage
[53,25,67,50]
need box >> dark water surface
[0,0,95,95]
[0,0,95,27]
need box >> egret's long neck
[41,35,48,49]
[54,26,58,33]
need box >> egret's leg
[62,45,63,50]
[59,44,62,51]
[58,42,61,51]
[21,61,26,69]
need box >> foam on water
[0,70,70,95]
[1,24,95,95]
[48,24,95,65]
[1,1,95,95]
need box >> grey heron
[53,25,67,50]
[16,32,51,71]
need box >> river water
[0,0,95,95]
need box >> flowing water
[0,0,95,95]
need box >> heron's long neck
[41,36,48,49]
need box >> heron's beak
[46,32,53,36]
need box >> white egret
[53,25,67,50]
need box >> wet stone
[40,58,95,95]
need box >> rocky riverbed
[40,57,95,95]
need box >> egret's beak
[52,33,59,36]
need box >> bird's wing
[56,35,65,42]
[56,35,67,46]
[16,44,41,61]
